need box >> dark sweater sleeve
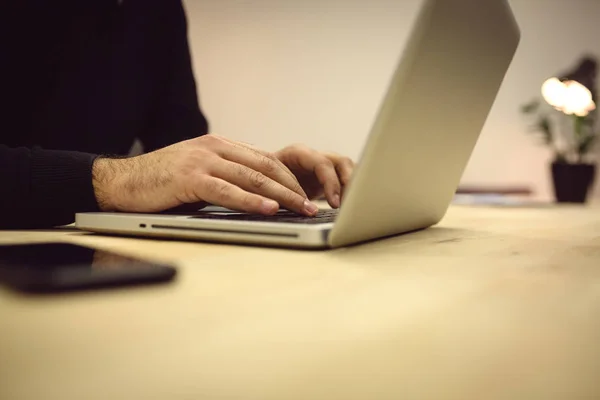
[138,0,209,152]
[0,145,100,229]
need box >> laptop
[76,0,520,249]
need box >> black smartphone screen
[0,243,177,293]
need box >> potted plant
[521,56,598,203]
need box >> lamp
[560,56,597,101]
[541,56,597,117]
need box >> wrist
[92,157,127,211]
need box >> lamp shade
[541,78,596,116]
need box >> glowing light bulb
[541,77,596,117]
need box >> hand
[275,144,355,208]
[92,135,320,216]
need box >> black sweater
[0,0,209,229]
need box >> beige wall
[184,0,600,200]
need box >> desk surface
[1,204,600,400]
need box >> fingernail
[261,200,279,214]
[333,194,340,208]
[303,199,319,215]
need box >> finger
[326,153,355,186]
[213,139,308,199]
[325,154,354,203]
[216,137,300,186]
[212,159,318,216]
[284,146,343,208]
[313,158,342,208]
[195,175,280,215]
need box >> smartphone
[0,242,177,293]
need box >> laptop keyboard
[188,209,339,224]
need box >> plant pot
[551,162,596,203]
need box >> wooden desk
[1,205,600,400]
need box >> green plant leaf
[574,115,585,137]
[520,99,540,114]
[578,134,597,156]
[583,115,595,128]
[536,116,553,145]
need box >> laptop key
[188,209,339,224]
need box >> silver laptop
[76,0,520,249]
